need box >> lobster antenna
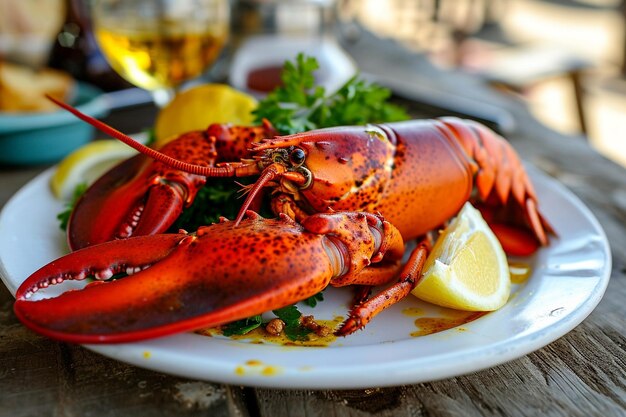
[233,164,284,225]
[47,95,241,177]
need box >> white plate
[0,168,611,389]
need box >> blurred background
[1,0,625,167]
[344,0,626,167]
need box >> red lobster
[53,97,548,256]
[12,99,553,344]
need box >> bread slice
[0,62,74,112]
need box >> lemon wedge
[154,83,257,147]
[50,140,138,200]
[411,202,511,311]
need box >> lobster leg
[336,239,431,335]
[351,285,373,305]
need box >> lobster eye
[290,148,306,166]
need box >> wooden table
[1,34,625,417]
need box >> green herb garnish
[170,176,273,232]
[272,305,310,341]
[220,300,326,340]
[253,53,409,134]
[171,178,240,231]
[222,315,263,336]
[56,183,87,231]
[304,291,324,308]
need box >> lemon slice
[411,202,511,311]
[154,83,257,147]
[50,140,138,200]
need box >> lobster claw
[68,155,177,249]
[67,132,214,250]
[17,218,325,343]
[16,212,403,344]
[14,233,189,343]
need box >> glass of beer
[91,0,229,106]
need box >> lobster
[14,211,428,343]
[12,99,553,344]
[50,96,550,256]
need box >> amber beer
[95,23,227,91]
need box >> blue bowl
[0,82,109,165]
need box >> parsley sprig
[273,305,310,341]
[221,299,323,341]
[222,315,263,337]
[253,53,408,134]
[170,177,267,232]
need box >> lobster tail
[436,117,552,253]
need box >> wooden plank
[0,284,247,417]
[253,326,626,417]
